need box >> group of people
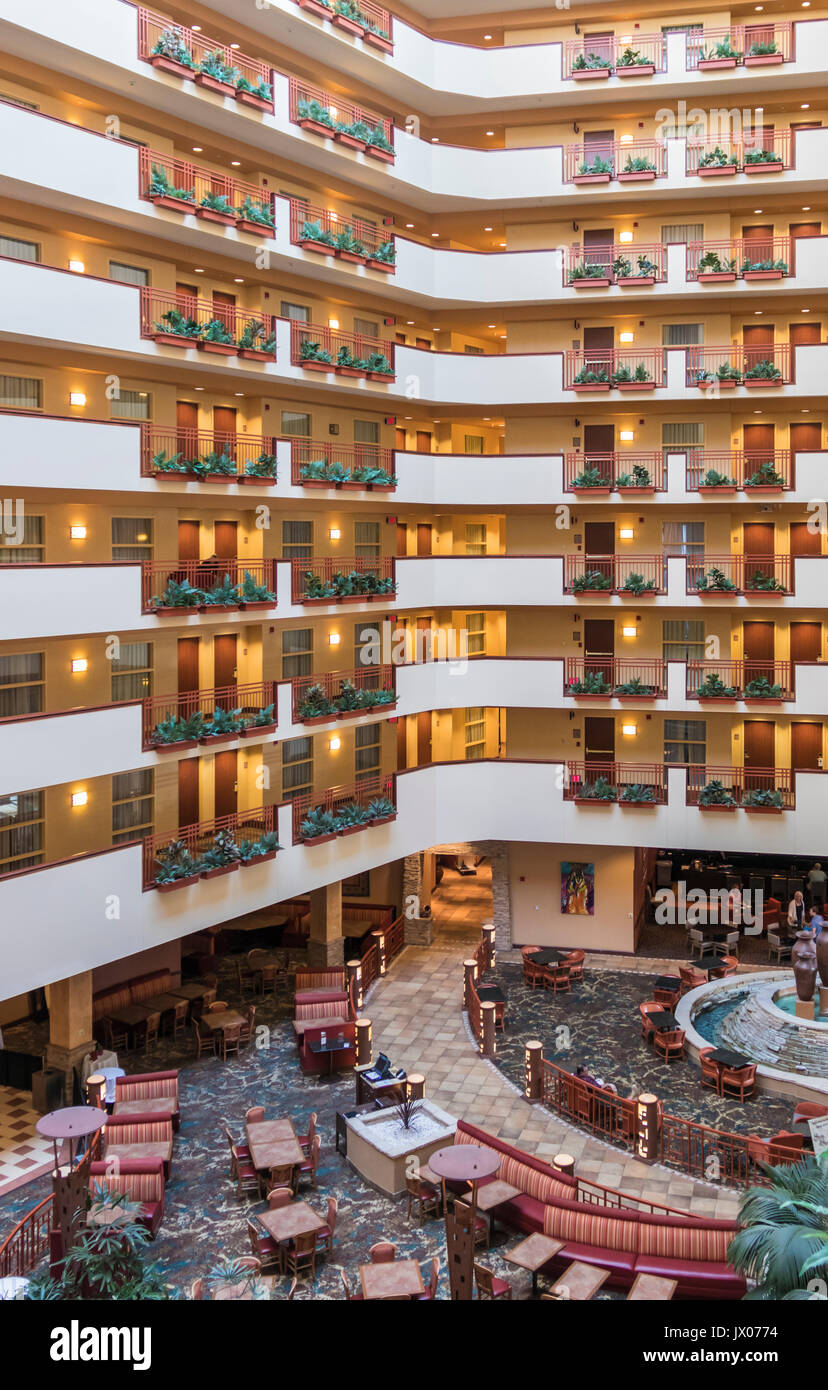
[788,861,826,937]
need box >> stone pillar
[402,851,435,947]
[524,1040,543,1102]
[488,842,513,954]
[306,881,344,968]
[45,972,95,1105]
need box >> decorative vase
[816,922,828,987]
[792,930,818,1001]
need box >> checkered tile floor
[0,1087,53,1197]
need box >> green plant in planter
[698,250,737,274]
[573,52,613,70]
[702,37,742,61]
[201,317,235,346]
[152,711,206,744]
[746,570,785,592]
[577,776,618,801]
[573,367,610,385]
[616,463,652,488]
[338,800,372,828]
[743,677,783,699]
[154,838,200,883]
[367,795,396,820]
[340,118,374,144]
[25,1184,175,1300]
[621,572,656,595]
[360,571,396,596]
[299,459,330,482]
[335,678,361,711]
[742,787,784,809]
[246,703,276,728]
[570,261,612,281]
[202,573,242,607]
[636,255,660,277]
[325,460,352,485]
[620,783,656,802]
[744,359,782,381]
[567,670,611,694]
[197,50,241,85]
[297,683,336,719]
[302,571,337,600]
[365,352,394,376]
[149,163,196,202]
[199,190,236,216]
[368,124,394,153]
[335,346,368,372]
[612,255,632,279]
[613,676,655,696]
[744,148,783,165]
[151,27,195,68]
[359,685,396,707]
[334,226,367,258]
[616,47,650,67]
[701,468,737,487]
[740,257,788,276]
[748,40,779,56]
[578,155,614,176]
[698,778,736,806]
[727,1152,828,1299]
[331,569,361,597]
[696,671,738,698]
[300,219,337,247]
[197,448,236,477]
[240,570,276,603]
[300,339,333,365]
[235,75,273,101]
[151,578,206,608]
[612,363,652,385]
[299,806,339,840]
[152,449,190,473]
[623,155,657,174]
[244,452,278,479]
[297,96,336,128]
[571,464,612,489]
[204,1258,269,1302]
[203,705,245,737]
[572,569,612,593]
[237,196,274,228]
[695,566,737,592]
[154,308,201,339]
[715,362,742,382]
[698,146,736,168]
[350,464,397,486]
[199,827,242,870]
[238,831,280,862]
[745,460,786,487]
[335,0,366,23]
[371,240,397,265]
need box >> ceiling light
[621,626,637,638]
[194,267,204,273]
[486,131,494,137]
[802,206,811,211]
[68,259,85,273]
[431,137,439,143]
[230,42,240,49]
[753,209,763,214]
[484,226,493,231]
[192,146,203,153]
[801,104,810,110]
[234,392,244,397]
[194,386,204,391]
[499,242,506,248]
[231,160,241,166]
[406,320,414,325]
[484,34,492,40]
[801,308,811,312]
[191,24,201,30]
[754,310,763,315]
[431,232,440,238]
[802,408,811,413]
[69,392,86,407]
[71,658,88,673]
[234,277,244,283]
[69,525,87,540]
[618,231,633,243]
[405,223,414,228]
[71,791,88,808]
[488,324,496,328]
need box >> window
[662,423,704,447]
[661,224,704,246]
[0,235,39,263]
[658,122,705,140]
[0,790,43,873]
[282,519,312,558]
[354,620,379,669]
[109,261,148,286]
[466,613,485,656]
[0,513,43,564]
[662,521,704,557]
[354,316,379,339]
[355,722,381,781]
[354,521,380,559]
[662,620,706,662]
[0,93,39,110]
[464,345,484,355]
[282,736,313,800]
[112,518,153,562]
[112,769,154,844]
[464,435,484,455]
[465,523,487,556]
[662,323,704,346]
[110,389,151,421]
[664,718,706,765]
[281,410,310,437]
[0,653,44,716]
[111,642,152,702]
[464,707,487,760]
[353,419,379,444]
[0,374,42,410]
[282,628,312,679]
[281,300,310,322]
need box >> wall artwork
[561,861,595,916]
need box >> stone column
[402,851,434,947]
[45,971,95,1105]
[307,881,344,968]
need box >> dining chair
[653,1027,686,1063]
[237,958,257,995]
[232,1144,261,1201]
[720,1063,756,1100]
[142,1011,161,1055]
[523,958,546,989]
[543,963,571,994]
[192,1019,216,1060]
[170,998,189,1039]
[417,1257,440,1301]
[564,949,585,982]
[639,1002,661,1043]
[688,928,714,959]
[247,1219,282,1275]
[341,1271,363,1301]
[298,1111,317,1155]
[315,1197,338,1259]
[208,1001,228,1014]
[190,1278,204,1300]
[284,1230,316,1282]
[245,1106,265,1125]
[406,1172,441,1223]
[296,1134,320,1191]
[767,930,792,963]
[714,931,739,959]
[268,1187,293,1210]
[266,1163,297,1198]
[104,1017,129,1054]
[698,1048,721,1094]
[369,1241,397,1263]
[240,1005,255,1048]
[710,955,738,979]
[222,1023,243,1062]
[474,1263,513,1300]
[653,985,681,1010]
[222,1122,250,1177]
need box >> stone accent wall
[402,852,434,947]
[427,839,513,952]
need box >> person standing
[807,862,826,909]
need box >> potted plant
[297,683,337,724]
[148,163,197,213]
[194,49,241,96]
[695,566,738,592]
[235,75,274,111]
[361,572,396,601]
[620,572,657,595]
[743,787,785,812]
[151,308,201,346]
[572,366,611,391]
[367,794,396,825]
[337,800,372,835]
[743,676,784,702]
[698,38,742,70]
[335,345,366,378]
[573,154,614,184]
[363,23,393,56]
[744,359,783,386]
[296,96,337,138]
[237,196,275,237]
[698,468,738,494]
[149,27,196,80]
[150,578,206,613]
[334,226,368,263]
[744,40,784,67]
[613,676,656,699]
[616,463,654,493]
[298,0,333,19]
[614,254,660,285]
[299,458,336,487]
[197,191,237,226]
[365,351,395,381]
[199,828,242,879]
[238,570,276,609]
[613,362,654,391]
[150,710,205,751]
[154,838,201,891]
[332,0,366,39]
[574,775,618,802]
[696,146,738,177]
[743,148,784,172]
[696,250,738,283]
[569,261,612,289]
[200,705,245,745]
[237,319,276,361]
[697,778,737,809]
[744,460,786,491]
[695,671,739,700]
[619,783,658,803]
[297,219,337,255]
[151,448,200,479]
[365,123,395,162]
[727,1152,828,1300]
[239,703,277,737]
[359,685,396,712]
[696,361,741,389]
[745,569,786,594]
[299,806,340,845]
[241,452,278,483]
[335,678,363,718]
[570,464,612,494]
[238,831,280,864]
[367,239,397,272]
[350,463,397,491]
[740,256,788,282]
[615,46,656,77]
[571,569,613,593]
[299,340,334,372]
[567,670,611,697]
[571,52,613,80]
[301,572,337,603]
[618,154,658,183]
[335,117,374,152]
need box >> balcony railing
[686,23,793,70]
[138,147,274,232]
[137,7,273,105]
[686,661,794,700]
[686,237,791,281]
[687,554,792,595]
[564,659,667,698]
[292,665,396,722]
[291,774,395,844]
[142,804,278,889]
[686,765,795,810]
[142,559,277,613]
[564,761,668,804]
[139,288,277,358]
[564,138,666,184]
[564,349,664,391]
[288,199,394,266]
[564,554,667,595]
[288,76,394,158]
[564,243,666,287]
[686,344,792,388]
[564,451,665,491]
[291,555,395,604]
[290,320,395,379]
[685,450,792,491]
[141,424,278,482]
[686,130,792,175]
[563,34,665,79]
[292,0,393,53]
[290,438,395,488]
[142,681,278,750]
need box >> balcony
[142,805,280,891]
[564,660,667,700]
[564,349,663,393]
[564,452,665,494]
[564,139,666,185]
[142,682,278,752]
[288,199,395,270]
[291,774,396,845]
[686,238,791,283]
[287,76,394,161]
[687,555,792,597]
[564,761,668,805]
[290,320,395,380]
[564,244,666,289]
[137,7,273,109]
[141,560,277,614]
[686,765,795,812]
[686,345,792,389]
[686,451,792,493]
[290,439,396,491]
[686,131,792,177]
[292,0,394,53]
[563,35,665,80]
[564,555,667,597]
[686,662,794,703]
[292,556,395,605]
[292,666,396,724]
[137,148,275,235]
[141,425,278,484]
[139,289,277,360]
[686,24,794,71]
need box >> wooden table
[360,1259,425,1301]
[246,1119,303,1171]
[199,1010,246,1032]
[107,1004,152,1028]
[504,1233,564,1294]
[257,1201,326,1243]
[169,982,215,1001]
[112,1097,176,1118]
[104,1140,172,1165]
[212,1282,254,1301]
[547,1260,610,1301]
[142,992,185,1015]
[627,1272,677,1301]
[473,1180,520,1212]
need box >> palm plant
[728,1154,828,1299]
[26,1185,173,1300]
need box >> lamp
[621,625,637,638]
[71,791,88,807]
[329,736,341,751]
[619,133,634,144]
[619,331,634,344]
[618,230,634,244]
[69,525,87,540]
[619,526,635,540]
[328,528,341,541]
[328,632,341,646]
[68,259,85,273]
[328,318,340,330]
[69,392,87,407]
[71,658,88,673]
[622,723,638,737]
[619,430,635,442]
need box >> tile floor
[0,1087,54,1197]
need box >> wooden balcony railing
[686,661,794,700]
[143,805,278,889]
[564,554,667,595]
[686,343,792,388]
[564,138,666,184]
[686,237,792,281]
[290,438,395,487]
[139,288,277,355]
[292,665,396,722]
[138,147,274,231]
[563,34,665,79]
[685,22,793,69]
[564,659,667,698]
[288,198,393,264]
[292,0,393,53]
[0,1196,54,1279]
[142,681,277,749]
[359,911,404,994]
[141,425,278,482]
[142,559,277,613]
[564,451,665,491]
[684,450,792,491]
[291,774,395,844]
[290,320,395,377]
[564,761,668,803]
[137,6,272,103]
[564,348,664,391]
[564,242,666,287]
[686,130,792,175]
[687,553,792,595]
[291,555,395,603]
[686,764,795,809]
[288,75,394,156]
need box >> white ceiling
[404,0,612,18]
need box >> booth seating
[293,993,353,1042]
[295,969,347,998]
[113,1070,180,1130]
[103,1113,175,1177]
[299,1022,357,1075]
[92,970,174,1023]
[452,1121,745,1300]
[88,1158,165,1238]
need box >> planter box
[569,692,611,700]
[153,605,200,615]
[149,55,195,80]
[619,798,660,806]
[335,132,366,152]
[744,485,784,494]
[743,163,784,174]
[571,68,611,80]
[302,832,338,846]
[698,58,738,70]
[744,699,783,706]
[151,194,195,214]
[367,258,395,272]
[237,220,275,238]
[198,603,239,612]
[300,714,336,726]
[571,276,612,289]
[336,250,366,264]
[572,173,612,185]
[300,359,333,372]
[698,378,739,389]
[697,165,738,177]
[152,739,199,753]
[698,271,737,282]
[156,875,200,893]
[616,275,656,286]
[363,33,393,54]
[236,91,273,111]
[571,382,611,391]
[571,487,612,496]
[238,600,275,610]
[698,803,738,811]
[615,693,658,701]
[332,13,364,36]
[617,171,657,182]
[197,208,237,225]
[338,595,365,604]
[340,480,365,490]
[367,483,396,492]
[617,486,656,494]
[336,365,364,376]
[370,813,396,826]
[239,723,277,738]
[744,378,783,387]
[241,850,279,864]
[365,146,395,163]
[744,805,784,814]
[299,117,333,138]
[369,593,392,602]
[199,732,241,746]
[200,862,240,880]
[153,332,196,347]
[337,708,364,720]
[339,822,368,837]
[616,64,656,77]
[367,371,394,382]
[199,341,236,356]
[299,238,335,256]
[300,478,334,488]
[573,796,616,805]
[345,1100,456,1198]
[698,486,737,495]
[200,473,236,483]
[743,270,784,281]
[301,595,334,605]
[744,54,785,66]
[697,696,738,703]
[238,348,274,361]
[298,0,331,15]
[194,73,235,96]
[616,381,656,391]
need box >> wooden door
[396,522,408,556]
[176,282,198,316]
[416,430,432,452]
[790,622,821,663]
[743,621,774,685]
[741,223,774,261]
[177,637,200,693]
[583,325,614,373]
[585,521,614,582]
[214,521,237,558]
[790,522,822,556]
[791,722,822,770]
[584,423,614,467]
[742,324,773,372]
[178,519,200,561]
[744,521,775,584]
[416,710,432,765]
[416,616,434,663]
[789,322,821,347]
[395,427,406,450]
[584,129,614,164]
[744,720,775,789]
[584,618,615,684]
[584,716,615,764]
[176,399,198,460]
[213,405,237,454]
[396,715,408,770]
[214,750,237,819]
[743,422,775,466]
[583,228,613,272]
[178,758,199,829]
[790,422,822,452]
[416,524,433,556]
[213,634,237,692]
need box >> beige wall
[510,840,636,952]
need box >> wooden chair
[369,1241,396,1263]
[266,1163,297,1198]
[474,1263,513,1300]
[285,1230,316,1282]
[190,1278,204,1300]
[699,1047,721,1093]
[639,1002,661,1043]
[523,958,546,989]
[142,1011,161,1055]
[679,965,706,995]
[714,931,739,959]
[170,998,189,1039]
[296,1134,320,1191]
[207,1001,228,1014]
[239,1005,255,1049]
[406,1173,441,1222]
[192,1018,216,1060]
[232,1144,261,1201]
[222,1122,251,1178]
[720,1063,756,1100]
[653,1027,686,1062]
[104,1017,129,1053]
[564,949,585,982]
[298,1112,317,1155]
[315,1197,337,1259]
[710,955,738,979]
[792,1101,828,1126]
[688,928,715,958]
[418,1257,440,1300]
[767,930,792,963]
[654,985,681,1010]
[222,1023,243,1062]
[543,963,571,994]
[268,1187,294,1210]
[245,1106,265,1124]
[248,1218,282,1274]
[341,1271,363,1301]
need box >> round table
[427,1144,500,1217]
[36,1104,108,1168]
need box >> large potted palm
[727,1153,828,1299]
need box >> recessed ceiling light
[802,408,811,413]
[432,232,440,237]
[500,242,506,247]
[192,146,203,153]
[230,42,240,49]
[802,206,811,211]
[754,310,763,314]
[191,24,201,30]
[484,226,493,231]
[802,307,811,312]
[432,327,440,332]
[431,137,439,143]
[499,333,507,339]
[231,160,241,166]
[484,34,492,40]
[801,104,810,110]
[754,209,763,214]
[486,131,494,137]
[194,267,204,273]
[405,223,414,228]
[487,323,496,328]
[234,277,244,283]
[235,392,244,397]
[406,320,414,325]
[194,386,204,391]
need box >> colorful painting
[561,861,594,916]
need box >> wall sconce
[619,331,634,344]
[68,259,85,273]
[618,526,635,540]
[619,133,634,144]
[621,625,637,639]
[621,723,638,737]
[329,735,341,751]
[328,632,341,646]
[71,658,88,673]
[328,528,341,541]
[328,318,340,331]
[69,392,87,407]
[619,430,635,442]
[69,525,87,540]
[618,230,634,244]
[71,791,88,808]
[329,211,338,223]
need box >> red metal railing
[290,320,395,376]
[359,911,404,995]
[138,147,274,226]
[290,438,394,484]
[686,764,795,809]
[143,805,277,888]
[564,761,668,803]
[687,553,792,594]
[137,6,272,96]
[288,75,393,149]
[686,130,792,174]
[0,1196,54,1279]
[564,242,666,286]
[564,348,664,390]
[564,138,666,183]
[142,681,277,749]
[564,554,667,594]
[291,555,395,603]
[288,199,393,262]
[291,0,393,48]
[685,450,792,491]
[686,22,793,69]
[686,344,792,387]
[291,774,395,843]
[542,1060,639,1147]
[140,287,277,350]
[563,34,665,78]
[564,659,667,697]
[686,237,791,280]
[564,451,665,490]
[142,558,277,612]
[141,425,278,480]
[686,661,794,700]
[292,665,396,721]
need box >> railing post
[482,923,496,970]
[480,1002,496,1058]
[355,1016,372,1068]
[372,929,387,977]
[347,958,363,1010]
[635,1092,661,1162]
[524,1041,543,1102]
[463,959,477,1010]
